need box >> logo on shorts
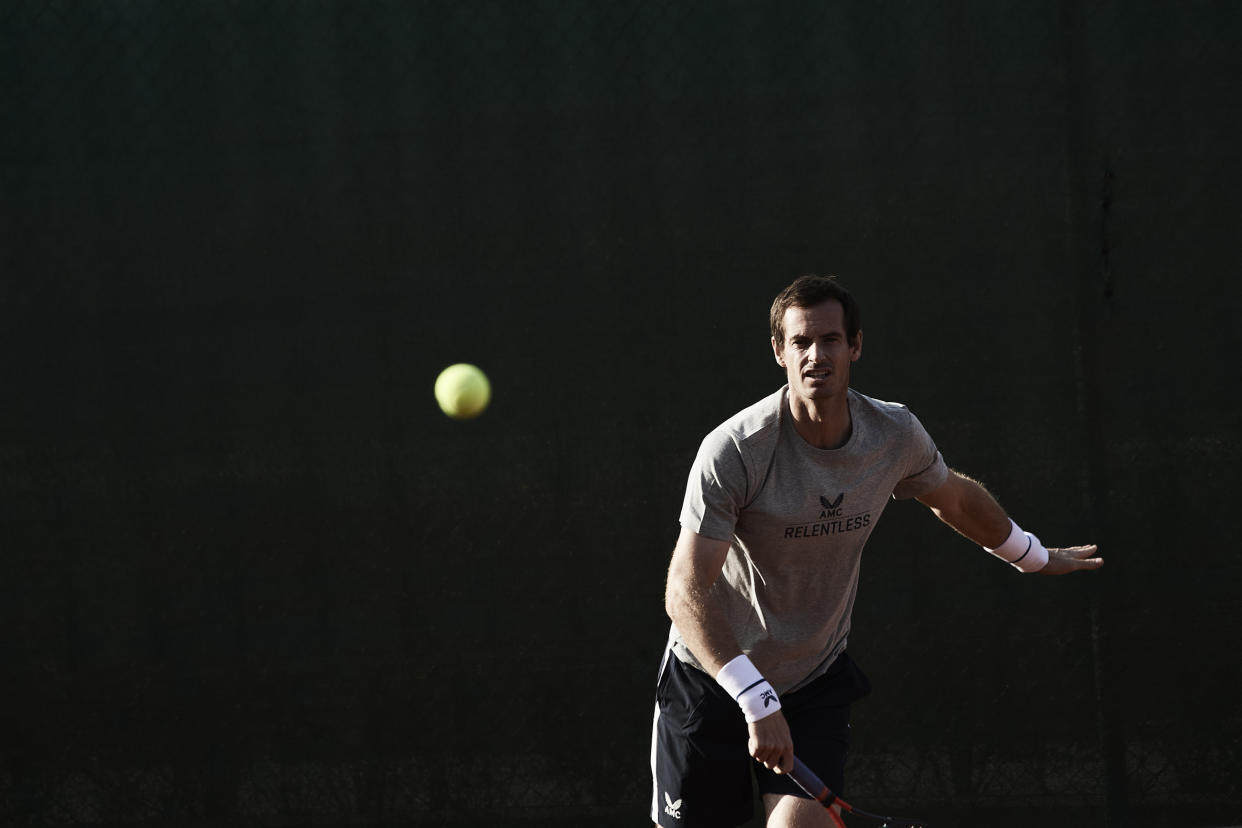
[664,792,683,819]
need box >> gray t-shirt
[672,386,949,694]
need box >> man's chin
[797,382,844,399]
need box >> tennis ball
[434,363,490,419]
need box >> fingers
[755,746,793,774]
[1067,556,1104,571]
[760,743,794,774]
[1041,545,1104,574]
[1053,545,1102,564]
[749,737,792,772]
[776,750,794,774]
[748,713,795,774]
[1055,544,1099,558]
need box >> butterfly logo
[820,493,844,510]
[664,792,683,819]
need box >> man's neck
[788,392,853,450]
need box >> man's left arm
[915,470,1103,575]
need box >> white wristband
[985,519,1050,573]
[716,654,781,722]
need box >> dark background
[3,1,1239,826]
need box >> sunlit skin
[771,300,862,450]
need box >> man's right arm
[663,527,794,773]
[664,527,738,675]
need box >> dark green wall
[3,2,1239,825]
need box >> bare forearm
[665,580,742,676]
[918,470,1102,575]
[919,471,1012,548]
[666,549,792,770]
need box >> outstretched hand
[1039,544,1102,575]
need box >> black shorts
[649,649,871,828]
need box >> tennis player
[649,275,1102,828]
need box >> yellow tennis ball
[434,363,490,419]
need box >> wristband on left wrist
[985,519,1050,573]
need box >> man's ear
[771,336,786,367]
[850,330,863,362]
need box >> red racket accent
[788,756,934,827]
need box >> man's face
[771,299,862,403]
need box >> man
[650,275,1102,828]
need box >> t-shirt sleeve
[891,409,950,500]
[679,428,749,542]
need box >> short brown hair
[769,275,861,347]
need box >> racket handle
[789,756,834,805]
[793,756,932,828]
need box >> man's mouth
[804,369,831,381]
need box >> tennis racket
[789,756,934,828]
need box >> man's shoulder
[714,386,786,442]
[695,387,785,462]
[849,389,940,451]
[850,388,916,425]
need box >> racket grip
[789,756,833,805]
